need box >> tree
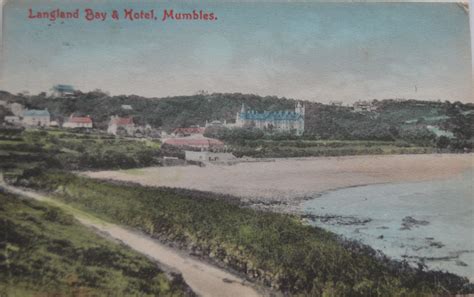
[436,136,451,149]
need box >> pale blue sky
[0,1,472,102]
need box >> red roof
[164,138,224,148]
[112,117,134,126]
[69,116,92,124]
[173,127,205,135]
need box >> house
[163,136,225,150]
[185,151,236,163]
[107,115,135,135]
[22,109,50,127]
[4,116,21,125]
[172,126,205,137]
[353,101,377,112]
[121,105,133,110]
[63,114,93,129]
[236,102,305,135]
[205,120,235,128]
[52,84,76,97]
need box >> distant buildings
[63,114,93,129]
[22,109,50,127]
[235,102,305,135]
[353,101,377,112]
[185,150,236,163]
[4,116,21,125]
[52,84,76,97]
[205,120,234,128]
[107,116,135,135]
[172,126,205,137]
[329,101,343,106]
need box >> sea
[301,169,474,279]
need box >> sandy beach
[85,154,473,204]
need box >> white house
[205,120,236,128]
[107,115,135,135]
[63,114,93,129]
[185,151,236,163]
[4,116,21,125]
[353,101,377,112]
[22,109,50,127]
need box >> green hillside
[0,191,192,297]
[1,90,473,147]
[13,170,473,297]
[0,127,162,172]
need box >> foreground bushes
[16,171,473,297]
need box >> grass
[0,127,162,172]
[16,170,473,297]
[0,190,192,297]
[229,139,435,158]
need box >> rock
[429,241,444,248]
[400,216,429,230]
[455,260,468,267]
[301,214,372,226]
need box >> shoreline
[250,166,474,214]
[84,153,474,207]
[7,169,474,295]
[297,169,474,280]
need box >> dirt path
[1,180,262,297]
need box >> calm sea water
[301,169,474,279]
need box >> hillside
[11,170,473,297]
[1,90,473,146]
[0,128,162,172]
[0,191,192,296]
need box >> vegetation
[203,127,437,158]
[0,127,161,172]
[15,171,473,297]
[0,190,192,297]
[2,90,473,160]
[229,139,435,158]
[2,90,473,145]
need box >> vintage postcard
[0,0,472,296]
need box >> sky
[0,0,472,103]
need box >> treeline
[14,170,474,297]
[2,90,473,145]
